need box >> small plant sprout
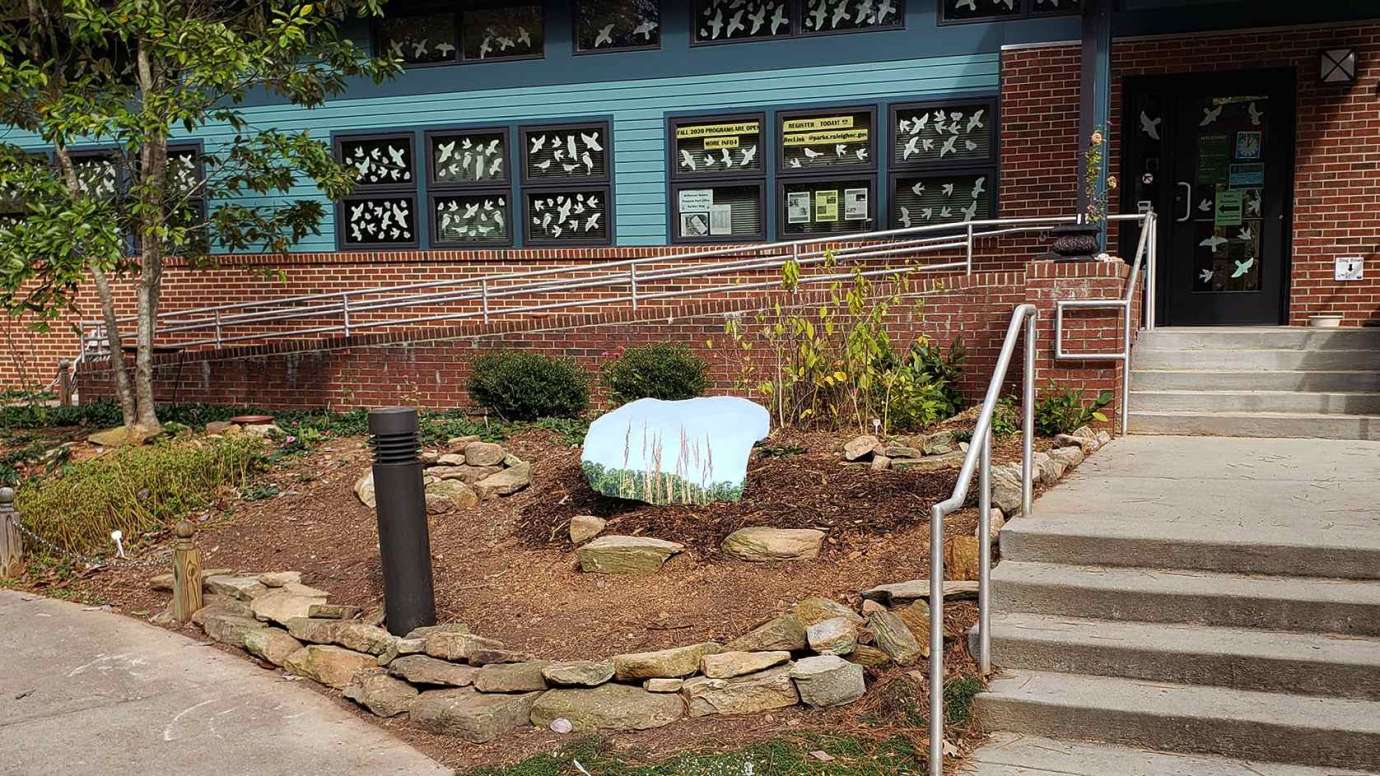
[110,530,126,559]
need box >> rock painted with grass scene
[581,397,770,505]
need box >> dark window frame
[424,125,514,248]
[521,185,615,247]
[887,96,998,172]
[517,120,613,187]
[936,0,1078,26]
[794,0,906,39]
[371,1,546,68]
[166,140,209,227]
[687,0,798,47]
[459,0,547,64]
[775,103,879,177]
[572,0,664,55]
[886,165,998,230]
[333,130,422,250]
[666,110,768,244]
[776,173,877,241]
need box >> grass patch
[14,435,267,557]
[462,735,925,776]
[944,676,983,725]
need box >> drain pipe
[368,407,437,636]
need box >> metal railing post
[214,311,223,347]
[978,427,993,676]
[629,264,638,312]
[1022,313,1035,518]
[965,222,974,275]
[1146,212,1158,331]
[342,293,352,337]
[928,498,945,776]
[480,278,490,324]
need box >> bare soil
[44,423,1040,770]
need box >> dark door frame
[1119,68,1297,327]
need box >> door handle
[1177,182,1192,222]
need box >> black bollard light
[368,407,436,636]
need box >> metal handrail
[77,215,1087,356]
[1052,211,1159,434]
[927,303,1037,776]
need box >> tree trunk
[132,40,166,435]
[53,147,137,428]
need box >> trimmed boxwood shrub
[601,343,710,405]
[467,350,590,420]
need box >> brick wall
[1001,22,1380,327]
[76,260,1135,425]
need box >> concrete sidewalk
[0,590,450,776]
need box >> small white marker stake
[111,530,126,559]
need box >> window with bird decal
[335,133,418,248]
[669,113,766,243]
[461,2,543,61]
[692,0,903,44]
[777,107,875,173]
[888,97,997,229]
[775,106,876,238]
[426,127,512,247]
[576,0,661,52]
[940,0,1077,23]
[374,1,542,66]
[800,0,903,34]
[375,11,461,65]
[520,121,612,245]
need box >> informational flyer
[709,203,733,235]
[844,188,868,221]
[787,191,812,224]
[1214,189,1243,227]
[677,189,714,213]
[680,211,709,237]
[814,190,840,222]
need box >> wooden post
[0,487,22,578]
[171,520,203,623]
[57,359,73,407]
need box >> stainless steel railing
[927,302,1037,776]
[1053,211,1159,435]
[75,215,1086,357]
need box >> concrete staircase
[968,436,1380,775]
[1129,327,1380,440]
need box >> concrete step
[1133,348,1376,371]
[1000,510,1380,581]
[985,613,1380,700]
[961,733,1380,776]
[1132,370,1380,392]
[975,670,1380,771]
[1131,389,1380,415]
[1129,410,1380,440]
[990,562,1380,636]
[1138,327,1380,352]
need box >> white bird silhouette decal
[535,159,552,170]
[530,135,546,154]
[557,199,572,223]
[435,42,455,57]
[808,1,828,29]
[566,135,578,160]
[790,158,802,168]
[1199,268,1215,283]
[582,151,595,173]
[802,147,823,159]
[1200,103,1223,126]
[966,109,985,133]
[585,212,602,232]
[479,37,492,59]
[488,157,502,177]
[552,225,562,238]
[463,202,480,219]
[740,145,758,166]
[681,150,697,170]
[562,163,578,173]
[855,0,874,23]
[747,4,767,33]
[830,1,851,28]
[922,138,934,151]
[705,8,724,38]
[437,140,456,163]
[517,27,531,46]
[971,177,986,198]
[855,148,868,161]
[961,200,978,221]
[899,206,911,227]
[897,119,911,134]
[1140,111,1161,140]
[911,181,925,196]
[1237,225,1253,241]
[939,135,958,158]
[1200,235,1228,252]
[633,20,659,39]
[1232,257,1255,278]
[921,207,932,220]
[496,36,514,50]
[877,0,896,21]
[965,140,978,151]
[1248,102,1263,126]
[554,149,565,161]
[580,132,603,152]
[412,40,429,58]
[915,113,929,131]
[1198,198,1212,213]
[942,182,955,197]
[769,4,788,33]
[703,153,716,167]
[902,136,921,159]
[726,9,746,36]
[835,143,847,157]
[1246,194,1261,216]
[954,0,976,10]
[389,41,404,59]
[720,148,734,167]
[594,24,614,47]
[940,206,952,219]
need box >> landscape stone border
[167,424,1112,744]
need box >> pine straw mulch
[34,420,1037,771]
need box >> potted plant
[1050,127,1112,260]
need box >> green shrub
[907,339,966,417]
[467,351,590,421]
[14,435,266,557]
[601,343,709,405]
[1034,386,1113,436]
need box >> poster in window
[576,0,660,50]
[782,111,872,172]
[681,211,710,237]
[787,191,812,223]
[678,188,714,213]
[1235,130,1262,160]
[675,119,761,175]
[814,190,840,222]
[893,102,993,166]
[709,204,733,235]
[844,188,868,221]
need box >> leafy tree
[0,0,399,435]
